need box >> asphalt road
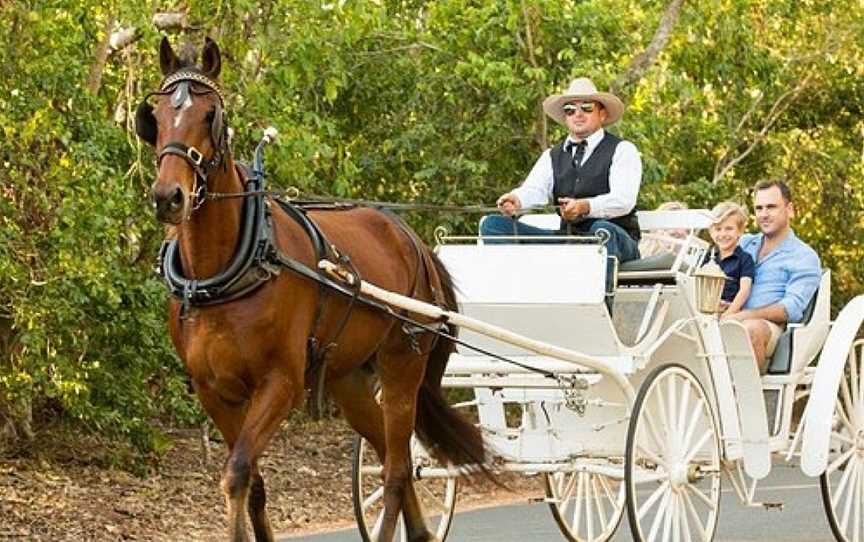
[281,461,836,541]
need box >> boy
[707,201,755,316]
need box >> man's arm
[727,302,787,324]
[508,149,554,211]
[583,140,642,219]
[779,249,822,323]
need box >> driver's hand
[496,192,522,216]
[558,197,588,221]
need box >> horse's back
[306,206,424,292]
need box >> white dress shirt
[512,129,642,219]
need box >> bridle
[138,70,229,217]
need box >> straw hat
[542,77,625,126]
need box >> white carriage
[344,210,864,542]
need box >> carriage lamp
[694,258,728,314]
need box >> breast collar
[156,163,330,310]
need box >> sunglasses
[563,102,597,115]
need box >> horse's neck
[177,157,245,279]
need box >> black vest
[551,132,640,240]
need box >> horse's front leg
[222,375,300,542]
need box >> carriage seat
[765,270,831,375]
[514,211,713,286]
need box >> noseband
[145,71,229,213]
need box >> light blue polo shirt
[739,230,821,323]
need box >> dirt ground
[0,416,541,541]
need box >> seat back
[766,270,831,374]
[436,243,629,357]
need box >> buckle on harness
[187,146,204,166]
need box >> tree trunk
[0,315,33,452]
[86,14,116,95]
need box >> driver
[480,77,642,271]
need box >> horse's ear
[201,37,221,79]
[160,36,181,76]
[135,101,158,146]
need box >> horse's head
[136,37,228,224]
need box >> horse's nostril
[169,186,184,209]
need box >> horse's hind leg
[376,349,438,542]
[329,365,436,542]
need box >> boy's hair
[656,200,688,211]
[711,201,748,231]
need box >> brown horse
[136,37,487,542]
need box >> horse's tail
[414,249,496,479]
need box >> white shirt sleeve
[511,149,553,209]
[585,140,642,219]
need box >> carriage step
[762,501,784,510]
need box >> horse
[135,37,489,542]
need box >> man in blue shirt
[725,180,821,372]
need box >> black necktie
[571,141,587,168]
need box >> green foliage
[1,0,863,458]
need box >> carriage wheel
[544,468,625,542]
[625,364,722,542]
[821,339,864,542]
[351,434,458,542]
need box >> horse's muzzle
[152,182,186,224]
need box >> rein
[207,188,563,216]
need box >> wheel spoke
[639,481,670,520]
[854,463,862,541]
[662,490,675,542]
[655,384,672,452]
[363,486,385,510]
[593,476,609,532]
[647,489,671,542]
[586,473,595,541]
[842,372,857,429]
[681,398,705,452]
[677,381,693,455]
[840,459,859,532]
[682,488,709,542]
[599,474,617,505]
[371,507,385,540]
[837,397,857,436]
[833,455,858,509]
[833,430,856,447]
[637,441,669,470]
[668,375,680,444]
[572,471,584,533]
[850,355,861,426]
[682,430,713,465]
[684,482,717,511]
[827,447,857,476]
[679,491,693,542]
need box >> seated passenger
[480,77,642,272]
[639,200,689,257]
[725,180,821,373]
[704,201,754,317]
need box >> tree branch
[86,15,115,95]
[612,0,687,96]
[711,73,814,184]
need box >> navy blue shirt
[704,246,756,302]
